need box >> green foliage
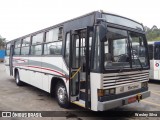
[0,35,6,49]
[146,26,160,41]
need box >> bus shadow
[149,79,160,84]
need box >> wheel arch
[14,68,19,78]
[50,77,66,96]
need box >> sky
[0,0,160,41]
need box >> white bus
[5,11,150,111]
[148,41,160,80]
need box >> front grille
[102,70,149,89]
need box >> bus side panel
[28,57,43,89]
[4,56,10,76]
[20,69,30,84]
[90,73,102,111]
[13,57,30,83]
[153,60,160,80]
[11,56,69,94]
[42,74,49,92]
[41,57,69,93]
[149,60,154,79]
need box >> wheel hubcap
[57,87,66,103]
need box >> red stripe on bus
[13,58,26,62]
[13,64,69,80]
[27,65,65,76]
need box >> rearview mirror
[96,18,107,42]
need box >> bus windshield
[154,44,160,60]
[102,14,144,31]
[104,27,149,71]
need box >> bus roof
[8,10,144,43]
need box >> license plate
[128,96,137,103]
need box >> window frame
[30,44,43,56]
[21,36,31,55]
[43,27,63,56]
[102,26,149,73]
[6,43,11,56]
[14,39,22,55]
[32,33,44,45]
[43,41,62,55]
[30,32,44,56]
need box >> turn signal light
[98,88,116,97]
[98,89,105,97]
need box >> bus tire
[15,71,24,86]
[56,81,69,108]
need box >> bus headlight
[105,88,115,95]
[141,82,148,88]
[110,88,115,94]
[104,89,110,95]
[98,89,105,97]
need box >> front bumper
[97,91,150,111]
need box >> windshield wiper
[137,57,143,70]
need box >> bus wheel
[15,71,24,86]
[56,81,69,108]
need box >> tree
[0,35,6,49]
[145,25,160,41]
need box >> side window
[64,33,70,66]
[32,33,44,45]
[44,27,63,55]
[154,45,160,60]
[46,28,59,42]
[6,43,11,56]
[44,42,62,55]
[31,33,44,55]
[31,45,42,55]
[21,37,30,55]
[148,45,153,60]
[14,40,21,55]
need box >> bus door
[9,44,14,76]
[69,27,92,108]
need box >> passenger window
[14,40,21,55]
[21,37,30,55]
[14,48,21,55]
[31,45,42,55]
[44,27,63,55]
[32,33,44,45]
[44,42,62,55]
[46,28,59,42]
[22,37,30,47]
[21,47,30,55]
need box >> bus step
[72,100,85,108]
[80,80,86,89]
[79,89,90,101]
